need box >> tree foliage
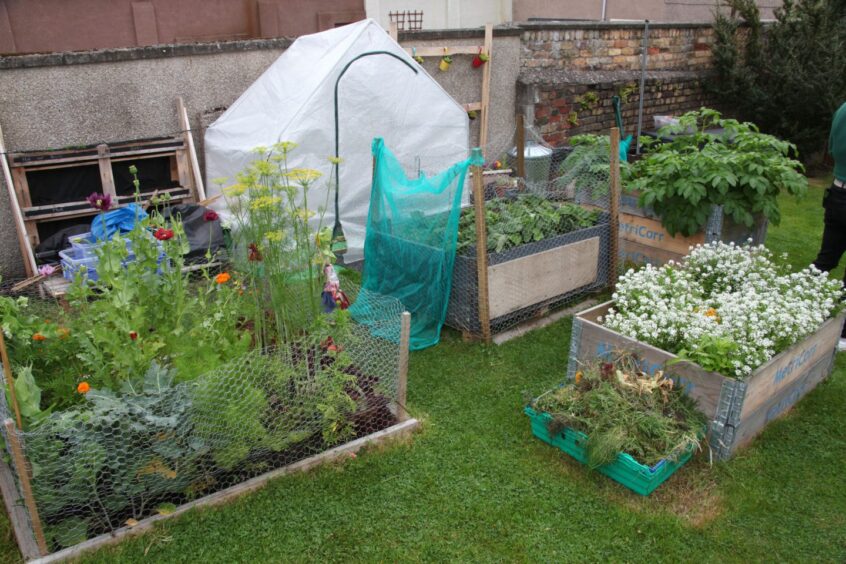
[711,0,846,162]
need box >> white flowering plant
[603,242,844,379]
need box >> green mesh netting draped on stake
[350,138,483,350]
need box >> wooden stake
[177,97,207,202]
[609,127,621,291]
[0,124,38,277]
[0,332,22,430]
[472,160,492,343]
[516,114,526,179]
[4,419,48,556]
[397,311,411,422]
[479,23,494,154]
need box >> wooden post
[388,21,398,42]
[0,124,37,277]
[0,332,22,430]
[516,114,526,179]
[479,23,493,154]
[397,311,411,422]
[472,158,492,343]
[97,144,116,201]
[4,419,48,556]
[177,97,207,202]
[609,127,621,291]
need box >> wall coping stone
[519,68,709,85]
[0,21,715,70]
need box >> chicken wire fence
[0,277,405,555]
[444,126,615,339]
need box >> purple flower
[38,264,57,277]
[87,193,112,211]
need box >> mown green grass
[1,179,844,562]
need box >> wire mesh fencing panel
[0,278,404,555]
[445,127,615,339]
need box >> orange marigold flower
[704,308,718,318]
[215,272,231,284]
[574,371,583,384]
[32,333,46,341]
[77,381,90,394]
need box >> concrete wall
[512,0,782,22]
[0,0,365,54]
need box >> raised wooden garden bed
[446,220,610,336]
[567,301,844,460]
[618,192,768,267]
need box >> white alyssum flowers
[604,242,843,379]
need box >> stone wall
[517,23,718,146]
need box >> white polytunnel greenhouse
[205,18,471,262]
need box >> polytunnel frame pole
[332,50,418,260]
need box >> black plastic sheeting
[160,204,225,259]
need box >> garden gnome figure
[812,101,846,351]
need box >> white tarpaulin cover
[205,18,470,262]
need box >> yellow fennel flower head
[222,183,247,197]
[211,176,229,187]
[285,168,323,184]
[265,230,285,243]
[274,141,298,153]
[251,145,269,156]
[328,156,343,165]
[294,208,316,221]
[250,195,282,210]
[251,160,275,176]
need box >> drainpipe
[601,0,608,21]
[635,19,650,154]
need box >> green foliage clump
[625,108,807,236]
[532,353,707,468]
[457,195,598,254]
[711,0,846,163]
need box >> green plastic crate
[524,406,696,496]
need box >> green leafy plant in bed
[625,107,807,237]
[457,195,598,254]
[531,351,707,468]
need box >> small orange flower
[704,308,718,318]
[57,327,71,339]
[575,371,583,384]
[215,272,231,284]
[32,333,46,341]
[77,381,90,394]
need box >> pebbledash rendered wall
[0,21,718,278]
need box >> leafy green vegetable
[457,195,598,254]
[625,108,806,237]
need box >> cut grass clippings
[0,178,842,562]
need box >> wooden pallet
[0,98,205,276]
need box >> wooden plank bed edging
[28,418,420,564]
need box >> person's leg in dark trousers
[813,185,846,338]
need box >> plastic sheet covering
[351,138,482,350]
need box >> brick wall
[517,23,718,146]
[521,24,715,72]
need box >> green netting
[351,138,483,350]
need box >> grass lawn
[1,178,844,562]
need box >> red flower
[129,331,138,341]
[154,228,174,241]
[87,192,113,211]
[203,210,219,222]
